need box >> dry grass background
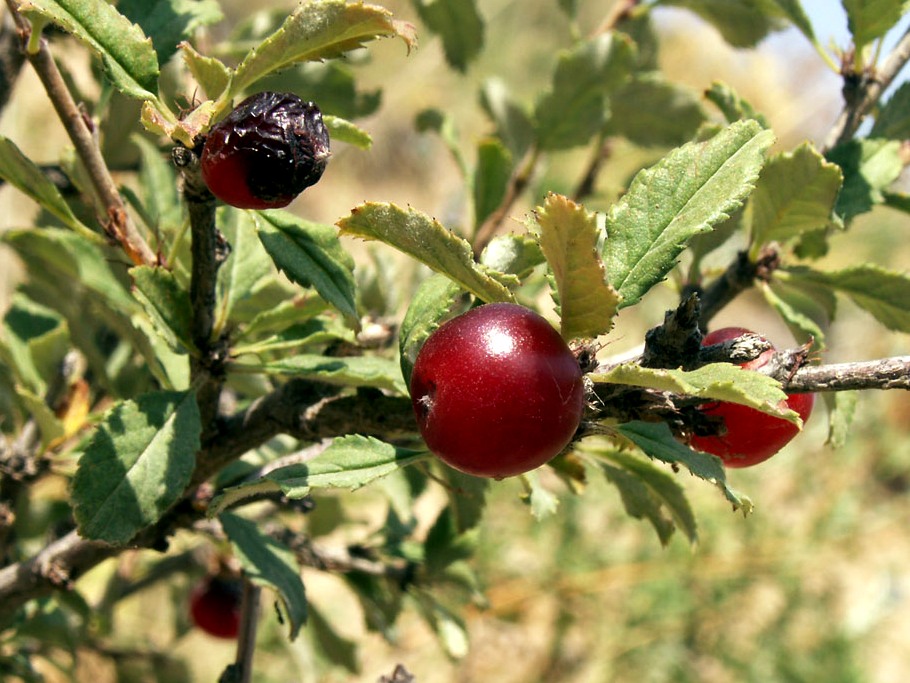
[3,1,910,681]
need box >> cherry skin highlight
[188,576,243,639]
[689,326,815,468]
[200,91,330,209]
[409,302,585,478]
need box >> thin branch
[823,26,910,151]
[5,1,156,266]
[232,579,261,683]
[782,356,910,392]
[472,145,539,256]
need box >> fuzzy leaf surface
[215,208,273,332]
[212,436,427,514]
[750,142,843,247]
[593,362,797,421]
[338,202,514,303]
[21,0,159,99]
[179,42,231,99]
[230,0,416,97]
[324,115,372,150]
[255,210,359,329]
[534,193,620,339]
[239,354,407,394]
[479,234,545,280]
[616,421,752,513]
[221,513,308,639]
[72,391,200,545]
[602,120,774,307]
[129,266,194,353]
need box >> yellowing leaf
[534,193,620,339]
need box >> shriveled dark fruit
[410,302,585,479]
[689,326,815,468]
[189,576,243,639]
[201,91,330,209]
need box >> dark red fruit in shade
[409,302,585,479]
[201,91,330,209]
[189,576,243,639]
[689,326,815,468]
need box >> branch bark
[823,26,910,151]
[4,0,156,266]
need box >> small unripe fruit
[201,91,330,209]
[689,327,815,468]
[410,302,585,478]
[189,576,242,639]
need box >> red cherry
[189,576,243,639]
[410,302,585,478]
[200,91,330,209]
[689,326,814,468]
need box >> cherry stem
[230,578,261,683]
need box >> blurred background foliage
[2,0,910,681]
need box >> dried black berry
[200,91,330,209]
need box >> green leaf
[826,138,903,222]
[337,202,514,304]
[615,421,752,513]
[870,81,910,139]
[658,0,787,48]
[787,264,910,333]
[230,0,416,97]
[599,446,697,545]
[473,138,512,229]
[220,513,308,640]
[211,436,427,514]
[0,136,94,237]
[323,114,372,150]
[415,108,468,178]
[232,317,351,356]
[15,387,65,450]
[411,0,484,72]
[179,42,231,100]
[767,0,816,41]
[72,391,200,545]
[704,81,770,127]
[592,362,797,421]
[132,134,183,236]
[439,467,489,533]
[762,272,836,348]
[307,605,360,673]
[535,32,637,150]
[827,390,858,448]
[479,234,545,280]
[842,0,905,51]
[129,266,194,353]
[602,120,774,307]
[424,507,479,575]
[215,207,273,333]
[521,470,559,520]
[608,73,706,147]
[1,294,67,394]
[239,353,406,393]
[399,274,463,387]
[479,78,535,161]
[254,210,359,329]
[414,591,469,659]
[2,229,136,316]
[118,0,223,66]
[749,142,843,247]
[533,193,620,339]
[20,0,160,99]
